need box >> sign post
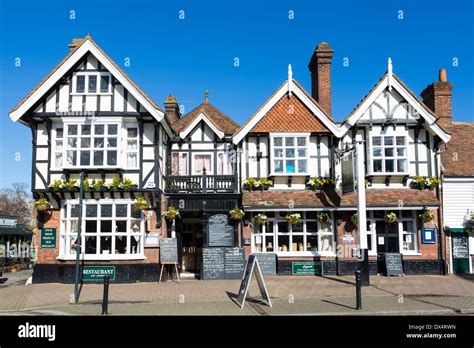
[355,137,370,286]
[74,171,85,303]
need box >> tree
[0,183,33,225]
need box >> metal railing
[165,170,238,194]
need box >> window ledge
[401,252,422,256]
[57,254,146,261]
[269,173,309,177]
[70,93,113,96]
[367,173,410,177]
[275,251,336,257]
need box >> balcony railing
[165,170,238,194]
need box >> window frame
[269,133,310,176]
[57,121,122,169]
[251,211,336,256]
[125,126,139,169]
[368,128,408,175]
[191,152,214,175]
[72,72,112,95]
[58,199,145,261]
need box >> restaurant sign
[82,266,116,281]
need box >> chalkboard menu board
[159,238,178,263]
[236,255,272,309]
[224,248,245,279]
[385,252,403,276]
[254,253,277,275]
[452,235,469,258]
[208,214,234,247]
[202,247,225,280]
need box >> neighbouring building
[9,36,466,282]
[441,122,474,274]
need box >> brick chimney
[308,42,334,116]
[164,95,180,125]
[421,69,453,130]
[68,38,85,51]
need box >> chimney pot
[68,38,85,51]
[164,95,180,125]
[439,68,447,82]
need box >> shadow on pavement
[322,299,356,310]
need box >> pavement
[0,270,473,316]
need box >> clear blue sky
[1,0,473,190]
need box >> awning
[0,225,34,236]
[449,228,465,233]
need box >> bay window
[62,123,119,168]
[60,200,144,260]
[252,211,335,255]
[271,134,309,175]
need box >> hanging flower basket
[134,196,149,211]
[419,210,434,224]
[384,212,398,224]
[351,212,358,225]
[285,213,302,225]
[465,212,474,233]
[254,213,268,225]
[317,212,330,224]
[163,206,180,220]
[34,198,50,212]
[229,206,245,220]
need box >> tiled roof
[10,35,163,114]
[250,91,330,133]
[242,189,439,209]
[173,101,239,135]
[234,79,332,136]
[441,122,474,176]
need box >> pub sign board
[341,151,355,195]
[82,266,116,281]
[159,238,178,263]
[40,228,56,248]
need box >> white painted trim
[232,79,341,145]
[57,254,146,261]
[179,113,225,139]
[443,177,474,182]
[341,74,451,143]
[9,39,171,135]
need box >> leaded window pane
[81,125,91,135]
[107,151,117,165]
[116,204,128,217]
[76,76,85,93]
[88,75,97,93]
[68,125,78,136]
[100,75,110,93]
[95,125,104,135]
[56,128,63,138]
[101,204,112,217]
[94,151,104,165]
[108,125,118,135]
[86,205,98,217]
[127,128,138,138]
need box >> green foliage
[163,206,180,220]
[229,206,245,220]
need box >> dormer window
[73,72,111,95]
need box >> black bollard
[355,270,362,310]
[102,275,110,315]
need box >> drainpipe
[434,143,446,275]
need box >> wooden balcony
[165,171,238,194]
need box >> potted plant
[108,177,121,191]
[134,195,149,211]
[308,177,335,191]
[83,178,90,192]
[243,178,257,191]
[411,176,441,190]
[163,206,180,220]
[93,179,107,192]
[419,210,434,224]
[254,213,268,225]
[384,212,398,224]
[257,178,273,191]
[229,206,245,220]
[351,212,358,225]
[285,212,302,225]
[34,198,50,212]
[48,179,63,192]
[317,212,330,224]
[427,176,442,190]
[63,179,79,192]
[121,178,137,191]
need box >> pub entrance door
[180,219,203,276]
[452,232,470,274]
[376,220,400,274]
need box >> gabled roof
[173,98,239,138]
[340,61,450,143]
[233,66,341,144]
[441,122,474,177]
[9,35,172,135]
